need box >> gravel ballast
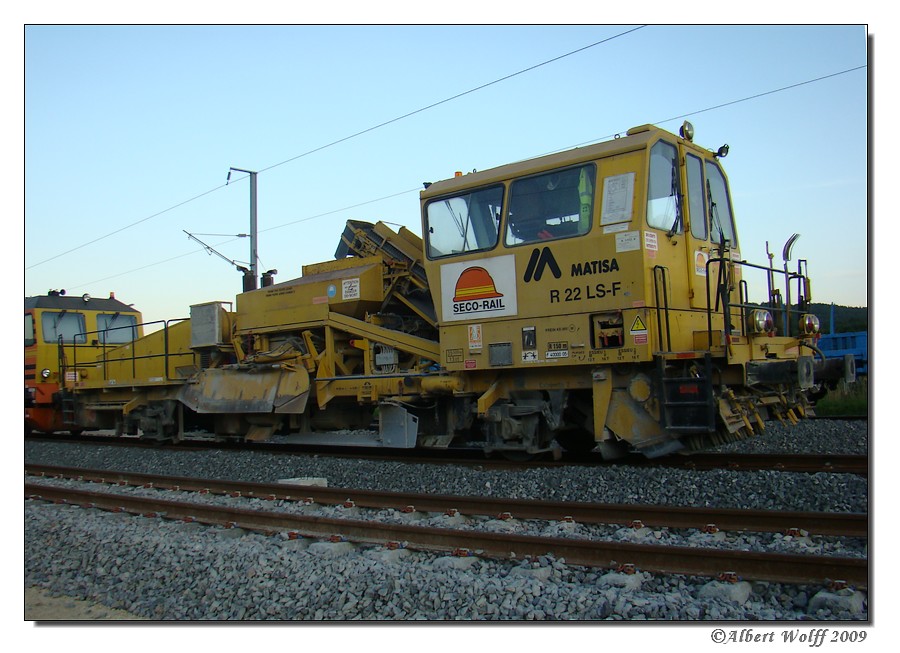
[24,419,869,621]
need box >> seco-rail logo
[440,255,518,322]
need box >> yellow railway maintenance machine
[60,122,853,457]
[25,291,143,434]
[420,122,851,457]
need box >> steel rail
[24,482,868,588]
[656,453,868,476]
[26,435,868,475]
[25,464,868,537]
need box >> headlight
[40,368,52,379]
[799,314,820,336]
[747,309,775,335]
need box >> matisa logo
[440,255,518,322]
[571,257,619,276]
[523,247,561,282]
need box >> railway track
[25,465,868,587]
[25,464,868,536]
[25,434,868,475]
[634,453,868,476]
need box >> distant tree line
[807,303,868,333]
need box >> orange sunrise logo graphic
[453,266,504,302]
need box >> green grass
[814,376,869,417]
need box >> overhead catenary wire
[539,64,868,156]
[254,26,648,177]
[66,63,866,291]
[26,184,225,270]
[26,26,647,272]
[71,186,423,288]
[63,65,867,288]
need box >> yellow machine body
[43,123,852,455]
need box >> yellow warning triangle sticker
[630,315,647,332]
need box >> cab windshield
[425,185,503,258]
[41,311,86,344]
[97,313,139,344]
[505,164,595,245]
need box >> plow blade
[179,366,310,414]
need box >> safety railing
[650,255,810,357]
[705,256,810,349]
[60,318,193,387]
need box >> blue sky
[25,25,869,326]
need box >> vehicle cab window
[705,160,737,248]
[41,311,86,344]
[97,313,138,344]
[504,164,595,245]
[685,154,707,240]
[425,185,503,258]
[646,140,682,234]
[25,314,35,347]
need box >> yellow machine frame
[57,123,853,456]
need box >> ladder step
[658,353,717,433]
[61,394,77,424]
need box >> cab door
[682,151,714,310]
[682,151,743,329]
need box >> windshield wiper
[666,164,682,237]
[707,179,726,248]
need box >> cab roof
[25,293,139,313]
[420,124,675,200]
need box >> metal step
[657,354,717,433]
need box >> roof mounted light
[716,144,729,158]
[679,121,694,142]
[82,293,91,302]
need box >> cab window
[686,154,707,240]
[425,185,503,258]
[504,164,595,245]
[25,314,35,347]
[646,141,682,233]
[41,311,86,344]
[97,313,138,344]
[705,160,737,247]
